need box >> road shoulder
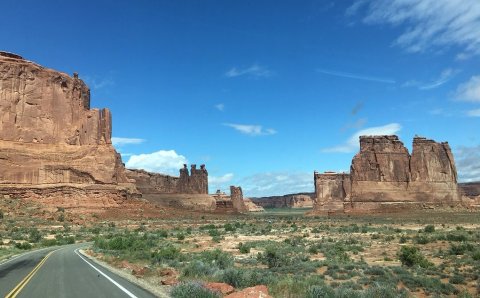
[78,248,170,298]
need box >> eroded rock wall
[126,164,208,195]
[313,172,349,213]
[0,52,130,192]
[346,136,460,213]
[230,186,248,213]
[250,193,315,208]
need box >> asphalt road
[0,244,157,298]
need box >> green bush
[238,242,251,254]
[28,228,42,243]
[182,260,216,278]
[449,274,465,284]
[424,225,435,233]
[398,246,433,268]
[14,242,32,250]
[198,249,234,269]
[171,281,220,298]
[151,244,182,263]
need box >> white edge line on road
[74,249,138,298]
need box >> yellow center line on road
[5,249,57,298]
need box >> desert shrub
[472,250,480,261]
[258,245,291,268]
[197,249,234,270]
[399,235,408,243]
[449,274,466,284]
[449,243,474,255]
[151,244,182,263]
[398,246,433,268]
[171,281,220,298]
[176,233,185,240]
[414,235,430,244]
[182,260,216,278]
[0,210,4,219]
[14,242,32,250]
[217,268,272,288]
[424,225,435,233]
[28,228,42,243]
[238,242,251,254]
[223,223,236,232]
[157,230,169,238]
[306,284,334,298]
[446,233,468,242]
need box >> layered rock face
[312,135,461,214]
[125,165,214,211]
[250,193,315,208]
[126,164,208,195]
[0,52,133,208]
[230,186,248,213]
[459,182,480,207]
[347,136,460,212]
[313,172,350,213]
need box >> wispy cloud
[112,137,145,146]
[83,76,115,90]
[467,109,480,117]
[316,68,396,84]
[210,173,234,184]
[241,172,313,197]
[455,75,480,102]
[214,103,225,111]
[208,173,235,193]
[347,0,480,58]
[225,64,273,78]
[125,150,187,176]
[404,69,459,90]
[455,145,480,182]
[223,123,277,136]
[323,123,402,153]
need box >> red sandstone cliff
[312,135,461,214]
[0,51,136,209]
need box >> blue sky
[2,0,479,196]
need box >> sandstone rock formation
[125,165,215,211]
[230,186,248,213]
[211,188,250,213]
[250,193,315,208]
[0,51,135,209]
[126,164,208,195]
[243,198,265,212]
[313,172,350,213]
[459,182,480,208]
[312,135,461,214]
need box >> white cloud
[223,123,277,136]
[455,76,480,102]
[83,76,115,90]
[210,173,234,184]
[467,109,480,117]
[125,150,187,175]
[209,173,234,193]
[225,64,273,78]
[316,68,396,84]
[323,123,402,153]
[348,0,480,57]
[404,68,459,90]
[455,145,480,182]
[241,172,313,197]
[214,103,225,111]
[112,137,145,146]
